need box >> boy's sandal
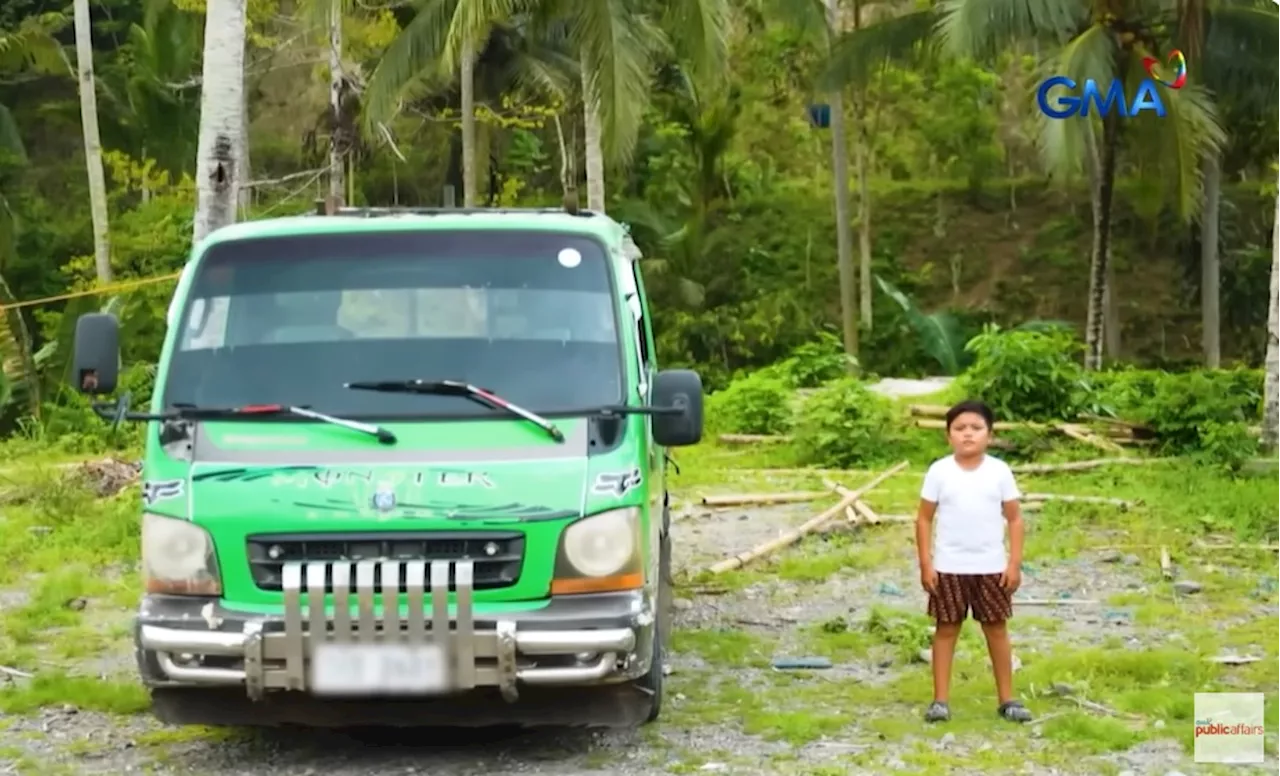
[924,701,951,722]
[998,700,1033,723]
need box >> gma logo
[1036,77,1168,119]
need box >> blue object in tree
[807,103,831,128]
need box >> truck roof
[198,208,628,251]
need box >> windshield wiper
[344,379,565,443]
[168,403,398,445]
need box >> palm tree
[749,0,861,365]
[365,2,577,207]
[73,0,113,283]
[294,0,357,206]
[365,0,724,213]
[98,0,203,180]
[1263,196,1278,451]
[192,0,248,244]
[1176,0,1277,366]
[937,0,1226,370]
[0,17,68,418]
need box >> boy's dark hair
[945,399,995,430]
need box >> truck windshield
[164,230,625,418]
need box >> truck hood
[146,418,606,526]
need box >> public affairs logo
[1194,692,1265,763]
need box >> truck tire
[636,503,673,723]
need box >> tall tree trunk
[1262,194,1279,451]
[460,37,477,207]
[826,0,857,366]
[553,113,579,212]
[852,0,872,330]
[327,0,345,207]
[854,116,871,331]
[582,68,606,213]
[73,0,112,284]
[1200,153,1222,367]
[237,88,252,213]
[1104,258,1120,358]
[192,0,247,245]
[1084,111,1119,371]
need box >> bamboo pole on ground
[1057,423,1127,454]
[700,491,828,508]
[718,434,792,444]
[1023,493,1135,508]
[1011,458,1173,474]
[708,461,909,574]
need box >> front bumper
[135,559,654,703]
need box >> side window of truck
[631,265,654,372]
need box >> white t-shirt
[920,454,1021,574]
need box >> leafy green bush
[1092,368,1263,469]
[704,370,796,435]
[792,377,908,467]
[1189,421,1260,472]
[770,331,853,388]
[956,324,1088,421]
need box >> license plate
[310,643,449,696]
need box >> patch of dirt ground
[1,490,1276,776]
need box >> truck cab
[70,207,704,728]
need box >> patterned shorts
[927,573,1013,624]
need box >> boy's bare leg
[932,622,963,702]
[980,620,1014,704]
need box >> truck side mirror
[652,369,703,447]
[71,313,121,395]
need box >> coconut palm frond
[569,0,665,168]
[818,8,940,91]
[362,0,459,128]
[1031,24,1115,184]
[936,0,1088,60]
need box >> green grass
[663,431,1277,770]
[0,423,1275,773]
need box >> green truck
[70,206,704,728]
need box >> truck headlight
[142,512,222,595]
[552,507,643,595]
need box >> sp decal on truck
[142,479,184,506]
[592,468,642,497]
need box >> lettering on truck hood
[181,422,590,464]
[183,461,589,523]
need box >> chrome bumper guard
[138,560,638,702]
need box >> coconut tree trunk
[1104,257,1120,358]
[327,0,345,207]
[826,0,857,366]
[237,89,252,213]
[192,0,248,245]
[852,0,872,331]
[460,37,477,208]
[1200,153,1222,367]
[582,68,606,213]
[854,115,871,331]
[1262,195,1279,451]
[73,0,112,284]
[1084,111,1119,371]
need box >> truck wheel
[636,511,673,724]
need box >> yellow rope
[0,272,183,312]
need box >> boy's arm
[916,465,940,591]
[915,499,938,574]
[1002,498,1024,570]
[1001,467,1024,589]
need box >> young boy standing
[915,399,1033,724]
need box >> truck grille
[246,531,524,592]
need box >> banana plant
[0,270,39,418]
